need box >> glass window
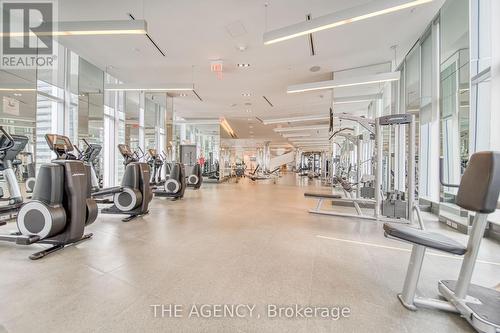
[419,32,432,198]
[440,0,470,199]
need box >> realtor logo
[1,0,56,68]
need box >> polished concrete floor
[1,174,499,332]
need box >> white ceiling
[53,0,444,145]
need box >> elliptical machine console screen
[45,134,74,153]
[118,144,133,158]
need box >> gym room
[0,0,499,332]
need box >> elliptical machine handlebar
[73,145,84,160]
[0,126,15,152]
[135,147,146,160]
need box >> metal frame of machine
[307,113,424,227]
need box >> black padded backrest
[456,151,500,213]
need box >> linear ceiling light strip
[287,72,400,94]
[263,0,433,45]
[0,20,149,37]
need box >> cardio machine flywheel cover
[17,201,64,239]
[114,188,139,212]
[188,175,199,185]
[164,179,180,193]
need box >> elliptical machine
[78,138,102,191]
[0,128,28,224]
[186,163,203,189]
[45,135,152,222]
[96,144,153,221]
[153,162,186,199]
[161,151,173,177]
[146,148,165,186]
[0,132,97,260]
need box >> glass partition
[125,92,141,152]
[440,0,470,200]
[173,120,220,178]
[0,68,37,191]
[79,58,104,181]
[419,30,433,198]
[36,41,65,167]
[144,95,157,151]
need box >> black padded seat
[304,192,342,199]
[383,223,467,255]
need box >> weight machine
[306,113,423,227]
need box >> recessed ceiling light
[13,93,22,97]
[246,109,251,113]
[237,44,247,52]
[179,93,188,97]
[242,93,251,97]
[237,63,250,67]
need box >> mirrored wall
[0,68,37,192]
[173,120,220,178]
[79,58,104,183]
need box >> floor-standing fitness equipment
[97,144,153,222]
[0,133,97,260]
[17,151,36,193]
[179,144,203,189]
[154,162,186,199]
[146,148,165,186]
[383,151,500,333]
[45,135,152,222]
[0,127,28,224]
[78,138,102,191]
[202,152,219,180]
[305,114,424,227]
[186,163,203,189]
